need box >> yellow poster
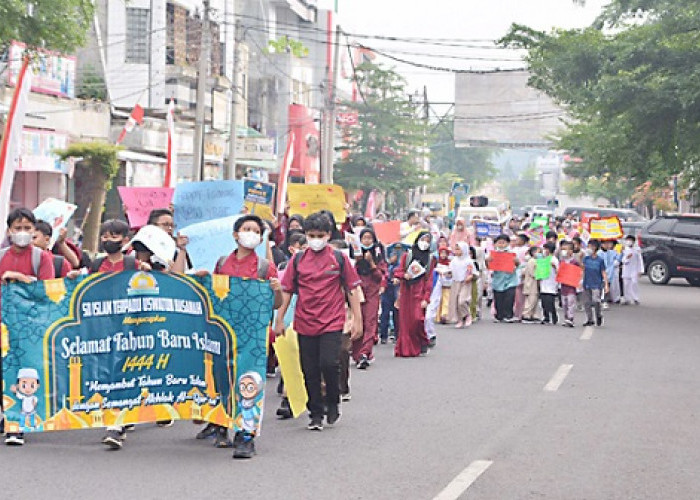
[273,328,308,418]
[244,201,274,221]
[287,184,346,222]
[590,216,623,241]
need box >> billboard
[8,42,76,98]
[454,71,563,148]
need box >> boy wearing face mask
[620,235,643,305]
[274,212,362,431]
[582,239,609,327]
[558,241,579,327]
[1,209,55,446]
[196,215,281,457]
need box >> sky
[334,0,610,106]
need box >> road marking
[543,364,573,392]
[580,326,594,340]
[433,460,493,500]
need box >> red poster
[556,262,583,288]
[373,220,401,245]
[488,252,516,273]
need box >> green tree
[335,62,432,212]
[430,116,496,191]
[58,142,122,254]
[1,0,93,54]
[501,0,700,203]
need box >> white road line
[543,364,574,392]
[433,460,493,500]
[580,326,594,340]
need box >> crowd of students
[0,204,645,459]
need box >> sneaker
[341,393,352,402]
[233,435,256,459]
[503,317,517,323]
[196,423,219,440]
[214,426,232,448]
[357,355,369,370]
[156,420,174,428]
[596,316,603,327]
[602,302,610,310]
[380,338,387,344]
[464,316,473,327]
[276,398,293,419]
[5,433,25,446]
[541,319,549,325]
[428,337,437,348]
[562,320,574,328]
[420,344,429,356]
[326,404,342,425]
[307,418,324,431]
[124,424,136,432]
[388,335,396,343]
[583,321,594,327]
[454,321,463,329]
[522,318,536,324]
[102,430,124,450]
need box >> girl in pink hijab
[449,217,475,249]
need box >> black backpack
[90,255,138,273]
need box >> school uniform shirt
[215,250,278,280]
[539,256,560,295]
[582,255,606,290]
[97,257,128,273]
[621,247,644,279]
[281,246,361,336]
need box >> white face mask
[11,231,33,248]
[238,231,261,249]
[625,240,633,247]
[560,250,569,258]
[308,237,328,252]
[417,240,430,251]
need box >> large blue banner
[1,272,273,435]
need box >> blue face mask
[361,243,374,250]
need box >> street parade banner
[1,271,273,435]
[287,184,346,223]
[117,187,174,229]
[589,216,623,241]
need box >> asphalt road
[2,279,699,499]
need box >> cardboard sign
[531,215,549,229]
[373,220,401,245]
[488,252,516,273]
[556,262,583,288]
[535,256,553,280]
[589,216,623,241]
[117,187,174,229]
[173,180,244,230]
[287,184,346,222]
[242,179,275,222]
[33,198,78,246]
[474,221,501,238]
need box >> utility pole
[322,25,342,184]
[226,19,242,180]
[193,0,211,181]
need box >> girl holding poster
[487,235,520,323]
[394,232,435,357]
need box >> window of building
[125,7,150,64]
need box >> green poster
[535,256,553,280]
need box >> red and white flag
[277,133,295,215]
[164,99,177,188]
[365,190,377,220]
[0,56,33,234]
[116,103,144,145]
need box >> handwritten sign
[556,262,583,288]
[180,215,267,272]
[117,187,174,228]
[173,180,244,230]
[488,252,516,273]
[373,220,401,245]
[287,184,346,222]
[589,216,623,241]
[243,179,275,222]
[33,198,78,246]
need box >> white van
[457,206,501,223]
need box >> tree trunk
[76,165,108,255]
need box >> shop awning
[237,159,278,170]
[117,150,166,164]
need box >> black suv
[639,215,700,286]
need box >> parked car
[562,206,648,235]
[638,215,700,286]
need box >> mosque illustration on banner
[32,352,232,432]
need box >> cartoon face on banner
[1,273,273,435]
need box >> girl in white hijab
[448,241,475,328]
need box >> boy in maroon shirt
[1,208,55,446]
[32,220,72,278]
[274,212,362,431]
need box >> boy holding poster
[582,239,609,327]
[487,235,519,323]
[557,241,580,328]
[1,208,56,446]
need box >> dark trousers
[379,285,399,340]
[493,286,516,320]
[540,293,558,324]
[339,333,352,395]
[298,331,342,419]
